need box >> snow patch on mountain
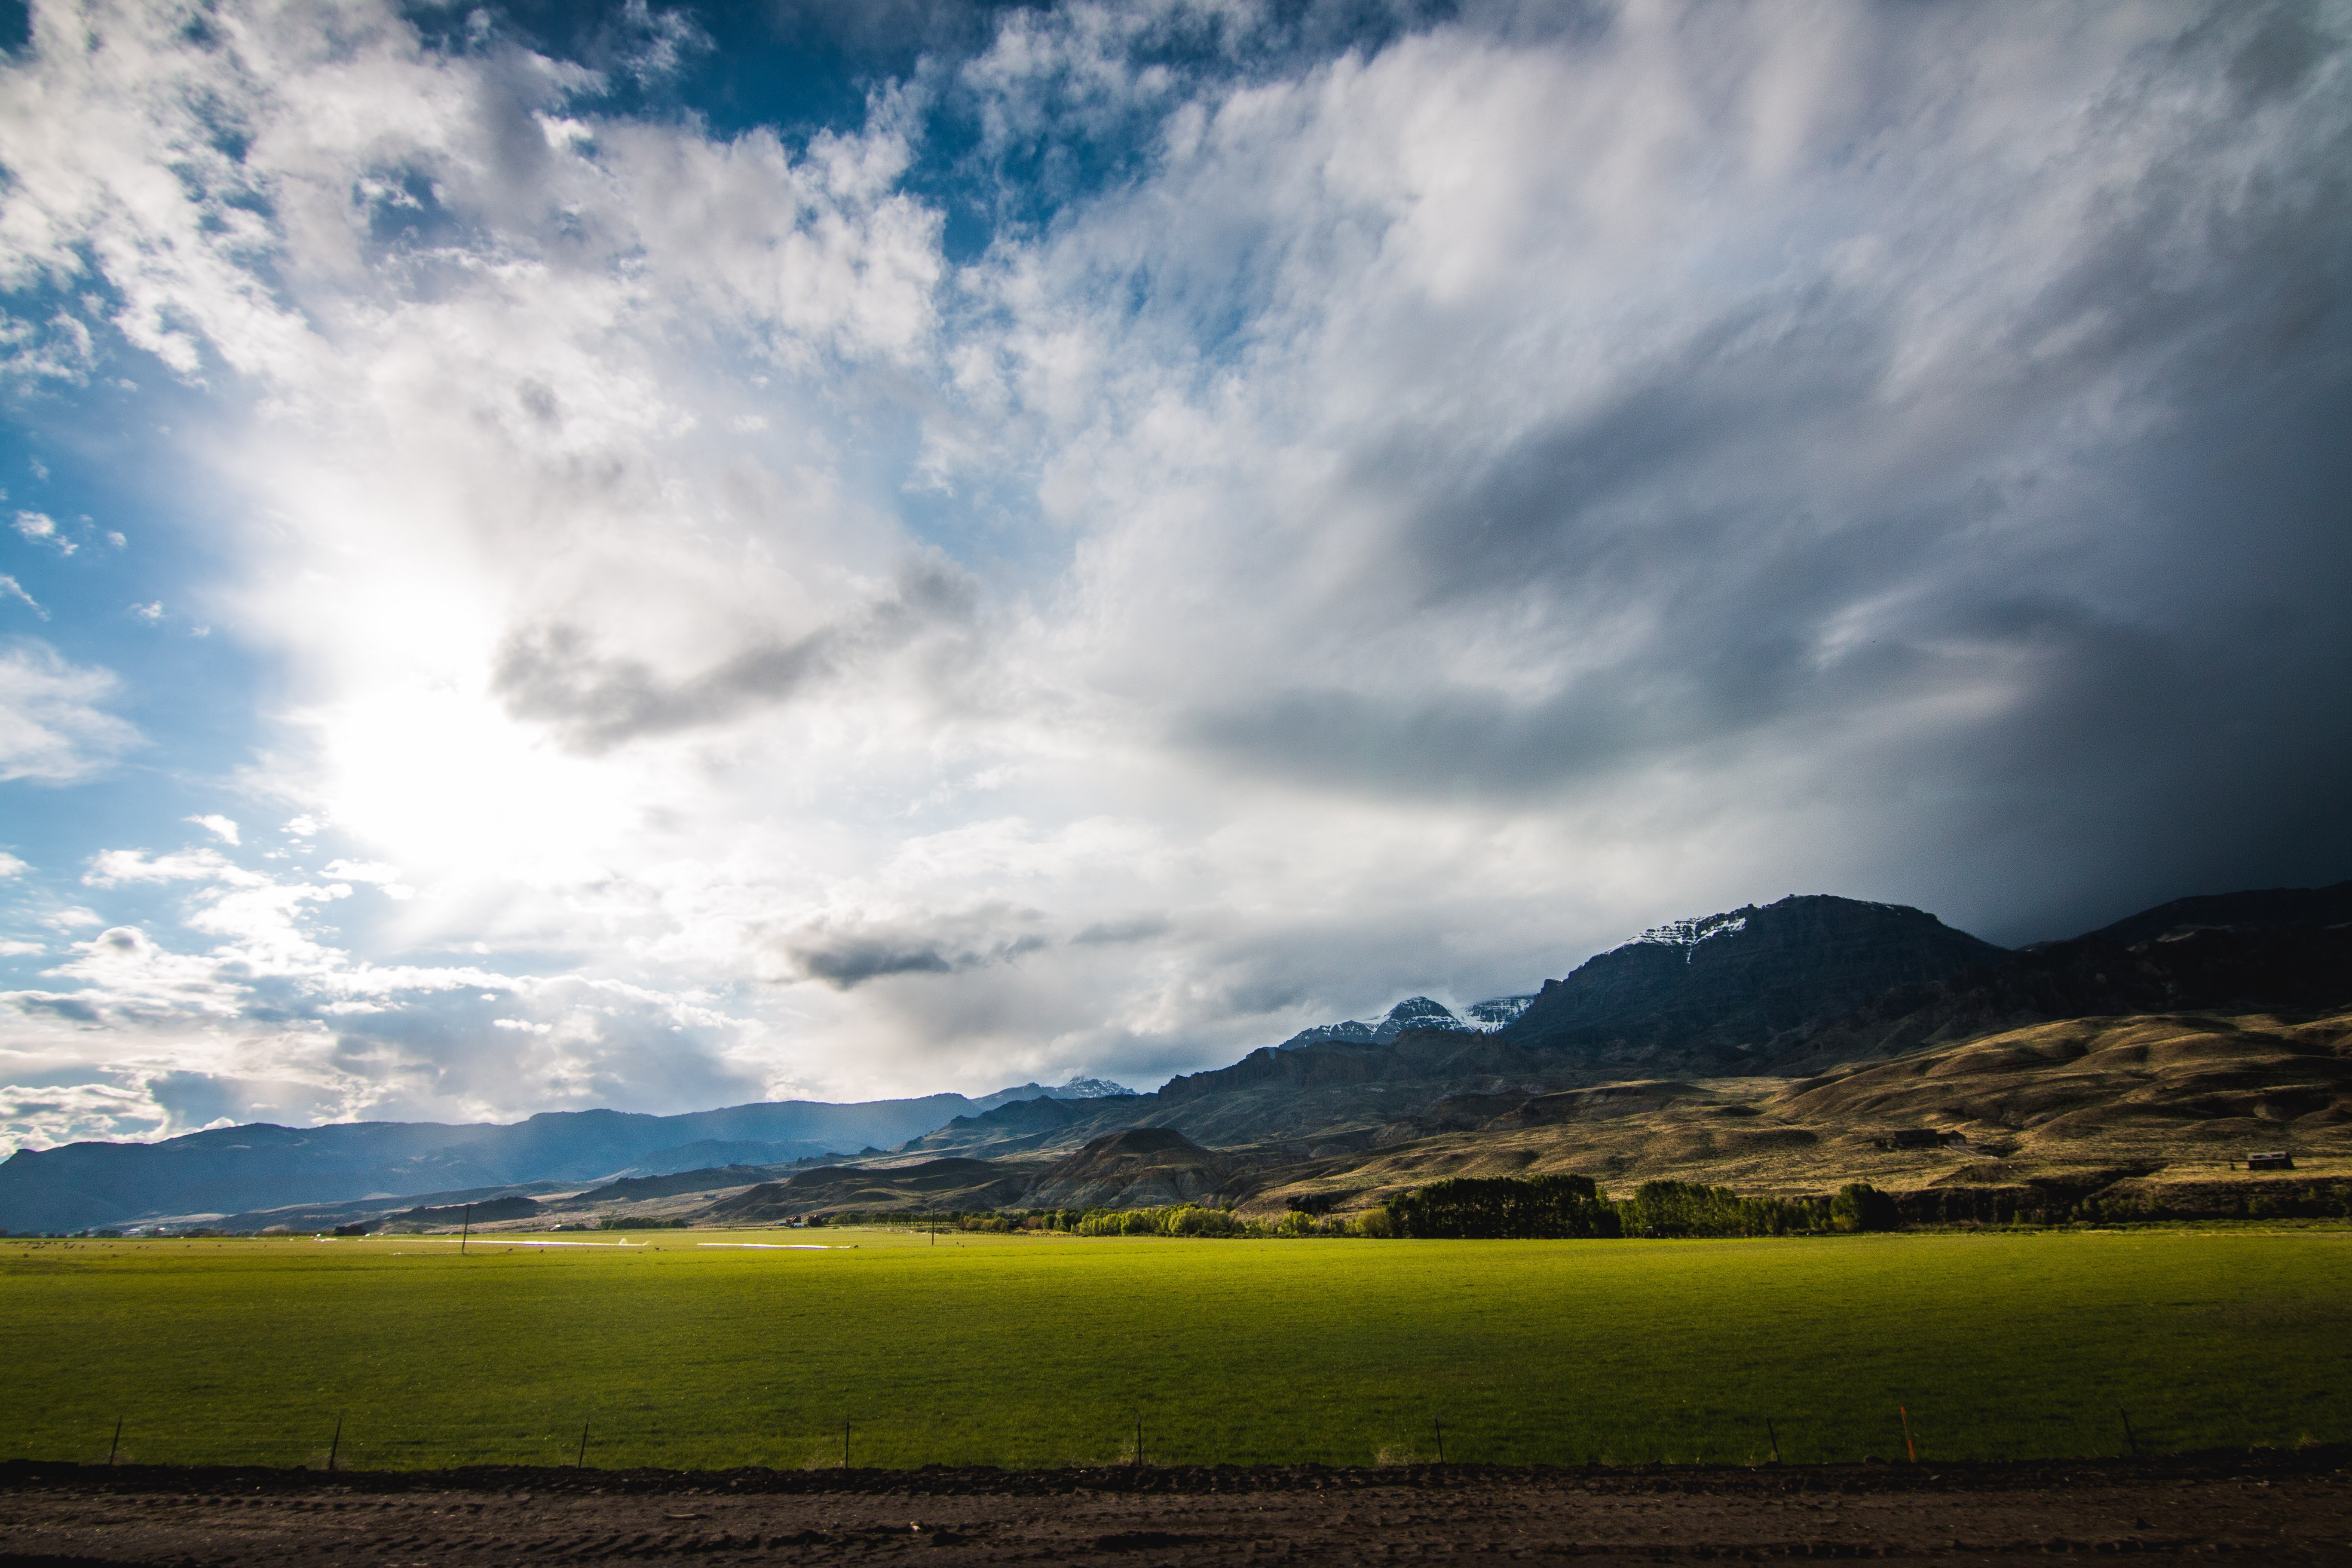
[1631,913,1750,962]
[1463,994,1538,1027]
[1277,992,1536,1049]
[968,1077,1139,1112]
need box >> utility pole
[461,1204,472,1256]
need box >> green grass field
[3,1228,2346,1472]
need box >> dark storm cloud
[1155,0,2352,940]
[493,554,979,753]
[772,905,1050,989]
[791,937,956,986]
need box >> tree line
[818,1170,2346,1240]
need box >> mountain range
[5,885,2347,1234]
[0,1077,1134,1234]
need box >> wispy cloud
[0,642,141,783]
[0,575,44,619]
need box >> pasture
[2,1228,2346,1472]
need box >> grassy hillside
[3,1228,2346,1471]
[1250,1009,2352,1215]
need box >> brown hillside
[1024,1128,1268,1210]
[1232,1010,2352,1218]
[697,1158,1046,1222]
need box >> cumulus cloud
[185,815,240,845]
[1,846,769,1152]
[0,0,2347,1149]
[12,510,72,554]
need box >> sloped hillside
[1235,1009,2352,1219]
[696,1158,1047,1222]
[1762,922,2352,1078]
[1023,1128,1268,1210]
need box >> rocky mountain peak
[1503,894,2010,1056]
[1463,994,1538,1027]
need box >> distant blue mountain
[0,1085,1109,1234]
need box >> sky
[0,0,2347,1155]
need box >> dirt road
[3,1449,2346,1564]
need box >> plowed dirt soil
[3,1449,2347,1565]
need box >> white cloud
[0,1078,166,1152]
[0,851,28,877]
[186,815,240,845]
[0,574,45,619]
[0,0,2346,1148]
[12,510,73,554]
[84,846,265,888]
[0,939,43,956]
[0,641,141,782]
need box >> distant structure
[2245,1151,2295,1171]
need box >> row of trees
[1382,1174,1620,1238]
[830,1178,1909,1240]
[830,1176,2352,1234]
[1383,1177,1900,1238]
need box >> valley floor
[2,1449,2347,1565]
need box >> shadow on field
[2,1448,2348,1564]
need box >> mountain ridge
[11,882,2349,1233]
[0,1084,1110,1233]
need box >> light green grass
[2,1228,2346,1471]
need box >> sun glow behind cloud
[0,0,2348,1152]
